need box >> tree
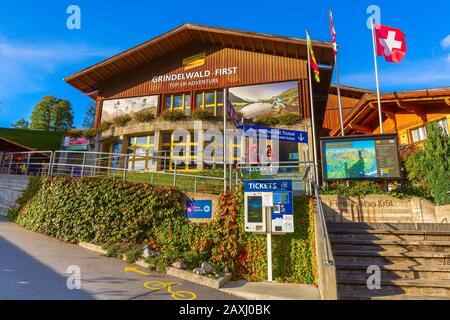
[30,96,74,131]
[82,103,96,129]
[12,118,30,129]
[423,123,450,205]
[406,123,450,205]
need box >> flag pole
[223,88,228,192]
[371,19,384,134]
[330,10,345,136]
[306,30,320,183]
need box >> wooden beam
[397,100,427,122]
[349,123,372,134]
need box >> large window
[161,132,197,172]
[196,90,224,116]
[165,93,191,116]
[411,126,427,143]
[128,135,155,171]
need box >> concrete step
[331,239,450,253]
[328,223,450,232]
[339,291,450,300]
[330,229,450,241]
[336,263,450,280]
[338,278,450,297]
[334,249,450,266]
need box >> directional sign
[244,125,308,144]
[185,200,213,219]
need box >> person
[266,145,272,163]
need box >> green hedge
[13,176,316,284]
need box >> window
[411,126,427,143]
[128,135,155,172]
[164,93,191,116]
[196,90,224,116]
[436,118,449,135]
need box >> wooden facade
[322,85,373,135]
[65,23,335,129]
[329,87,450,145]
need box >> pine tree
[12,118,30,129]
[82,103,96,129]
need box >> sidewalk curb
[78,242,151,267]
[78,242,107,255]
[77,241,235,292]
[218,289,291,300]
[166,267,232,290]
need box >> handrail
[313,181,334,266]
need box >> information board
[321,134,401,181]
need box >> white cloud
[441,35,450,50]
[0,35,117,99]
[340,56,450,91]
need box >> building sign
[244,125,308,144]
[185,200,213,219]
[321,134,402,181]
[183,52,206,71]
[64,137,90,151]
[102,95,159,122]
[244,180,293,193]
[229,81,300,119]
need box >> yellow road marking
[144,281,197,300]
[124,267,151,276]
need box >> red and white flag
[374,24,407,63]
[329,10,338,56]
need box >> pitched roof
[329,86,450,136]
[65,23,335,97]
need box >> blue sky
[0,0,449,128]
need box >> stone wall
[321,194,450,224]
[0,175,30,216]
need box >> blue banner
[244,180,293,193]
[185,200,213,219]
[243,125,308,144]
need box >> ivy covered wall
[11,176,316,284]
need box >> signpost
[244,180,295,282]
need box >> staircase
[329,222,450,300]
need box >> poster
[102,95,159,122]
[229,81,300,119]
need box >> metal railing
[0,151,226,194]
[313,181,334,266]
[0,151,53,176]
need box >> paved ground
[220,280,320,300]
[0,216,237,300]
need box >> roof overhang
[65,23,335,98]
[330,87,450,136]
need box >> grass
[0,128,64,151]
[125,172,225,194]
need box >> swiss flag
[374,24,407,63]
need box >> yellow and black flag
[306,33,320,83]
